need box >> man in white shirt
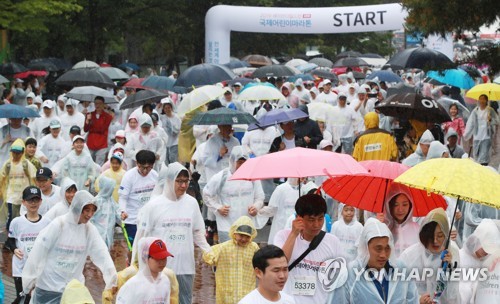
[314,79,338,106]
[59,99,85,141]
[335,93,358,155]
[239,245,296,304]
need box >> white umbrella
[285,58,308,68]
[238,85,285,101]
[177,85,225,115]
[65,86,117,104]
[72,60,99,69]
[437,97,470,121]
[98,67,130,80]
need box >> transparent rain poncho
[331,203,363,262]
[91,176,119,248]
[44,177,77,221]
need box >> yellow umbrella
[465,83,500,101]
[394,158,500,208]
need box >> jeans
[166,145,179,165]
[123,224,137,245]
[176,274,194,304]
[32,287,62,304]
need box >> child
[44,178,77,221]
[5,186,50,303]
[58,135,96,191]
[24,137,42,170]
[203,216,260,304]
[116,238,173,303]
[0,139,37,230]
[91,176,119,248]
[95,152,126,203]
[331,203,363,262]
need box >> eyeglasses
[26,198,41,204]
[175,179,190,185]
[137,164,153,171]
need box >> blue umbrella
[427,69,475,89]
[287,74,315,83]
[365,70,402,83]
[0,104,41,118]
[174,63,236,88]
[118,62,140,71]
[240,82,276,93]
[142,75,176,91]
[248,108,308,131]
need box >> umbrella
[142,75,176,91]
[295,63,318,73]
[121,77,146,90]
[285,58,308,68]
[287,74,315,83]
[242,54,273,67]
[361,53,384,58]
[174,63,236,88]
[423,76,445,86]
[494,76,500,84]
[55,69,116,89]
[14,70,47,79]
[427,69,475,90]
[351,71,366,80]
[386,47,455,70]
[0,104,40,118]
[249,108,308,131]
[311,69,339,83]
[230,147,368,180]
[27,59,59,72]
[0,63,28,75]
[436,97,470,120]
[309,58,333,68]
[336,51,362,59]
[120,89,168,110]
[458,64,483,78]
[465,83,500,101]
[321,160,447,216]
[238,84,285,101]
[333,57,369,68]
[252,65,298,78]
[177,85,225,115]
[97,67,130,81]
[65,86,117,104]
[223,59,250,69]
[227,77,256,86]
[72,60,99,69]
[386,82,418,96]
[118,62,140,71]
[0,75,9,84]
[188,107,258,125]
[332,67,363,76]
[365,70,402,83]
[375,93,451,123]
[232,67,257,77]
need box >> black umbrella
[223,60,250,69]
[375,93,451,123]
[310,69,339,83]
[120,89,168,110]
[242,54,273,67]
[309,57,333,68]
[189,107,258,125]
[252,65,297,78]
[351,71,366,80]
[386,47,455,71]
[361,53,384,58]
[28,59,59,72]
[228,77,256,86]
[333,57,369,68]
[55,69,116,88]
[174,63,236,88]
[0,63,28,75]
[336,51,362,59]
[387,82,419,96]
[458,64,482,78]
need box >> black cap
[36,167,53,179]
[23,186,42,200]
[69,125,81,134]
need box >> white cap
[42,100,54,108]
[34,96,43,104]
[15,78,23,83]
[223,87,232,94]
[233,82,242,87]
[323,79,332,85]
[360,84,371,91]
[57,94,67,102]
[319,139,334,149]
[72,135,86,143]
[26,92,35,99]
[115,130,126,138]
[348,83,356,89]
[161,97,173,105]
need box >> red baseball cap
[149,239,174,259]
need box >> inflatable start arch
[205,3,408,64]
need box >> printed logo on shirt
[364,143,382,152]
[317,257,348,292]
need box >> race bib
[167,228,187,244]
[292,276,317,296]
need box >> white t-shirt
[118,168,158,225]
[282,137,296,150]
[274,229,345,304]
[238,289,296,304]
[8,215,50,277]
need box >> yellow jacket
[203,216,259,304]
[102,264,179,304]
[353,112,398,161]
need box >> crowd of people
[0,65,498,304]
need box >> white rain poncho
[329,218,418,303]
[383,184,421,258]
[426,140,449,160]
[116,237,171,304]
[150,163,168,198]
[241,126,279,157]
[463,203,500,240]
[202,132,240,182]
[331,203,363,262]
[22,190,117,301]
[473,220,500,304]
[402,130,434,167]
[44,177,77,221]
[37,132,70,168]
[59,100,85,141]
[203,146,265,233]
[460,219,500,303]
[134,162,210,275]
[259,179,300,245]
[57,148,97,191]
[91,176,119,248]
[399,208,460,304]
[128,113,165,162]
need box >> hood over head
[163,162,190,201]
[139,112,153,127]
[420,207,449,244]
[419,130,435,145]
[137,237,173,282]
[60,177,77,207]
[338,203,360,225]
[67,190,97,224]
[356,218,394,267]
[9,138,26,161]
[426,141,448,160]
[97,176,115,199]
[384,183,415,229]
[229,216,257,243]
[364,112,379,129]
[229,146,249,173]
[465,219,500,259]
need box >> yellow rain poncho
[203,215,259,304]
[61,279,95,304]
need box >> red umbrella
[321,160,447,216]
[14,70,47,79]
[121,77,146,89]
[230,147,368,180]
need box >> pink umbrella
[230,147,368,181]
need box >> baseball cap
[338,92,347,99]
[149,239,174,259]
[235,225,254,237]
[27,92,36,99]
[36,167,53,179]
[42,100,54,109]
[10,144,24,152]
[323,79,332,85]
[72,135,85,143]
[69,125,81,134]
[319,139,334,149]
[34,96,43,104]
[233,82,242,87]
[223,87,232,95]
[15,78,24,83]
[111,152,124,162]
[160,97,173,105]
[23,186,42,201]
[49,120,61,129]
[115,130,126,138]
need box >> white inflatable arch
[205,3,408,64]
